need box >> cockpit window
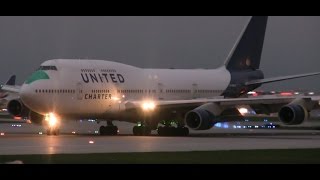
[38,66,58,71]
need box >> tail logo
[239,57,251,68]
[245,58,251,67]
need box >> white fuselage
[20,59,231,119]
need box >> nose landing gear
[44,113,61,136]
[46,128,60,136]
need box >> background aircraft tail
[5,75,16,86]
[224,16,268,71]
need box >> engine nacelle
[278,104,308,125]
[185,109,215,130]
[7,99,28,117]
[185,103,223,130]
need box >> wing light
[238,108,249,115]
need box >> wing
[0,84,21,109]
[126,95,314,112]
[123,95,320,128]
[0,85,21,93]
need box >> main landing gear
[133,124,152,136]
[157,121,189,136]
[132,120,190,136]
[157,126,189,136]
[99,121,118,135]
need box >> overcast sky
[0,16,319,91]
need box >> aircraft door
[76,82,83,100]
[158,83,164,100]
[192,83,198,99]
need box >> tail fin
[224,16,268,71]
[5,75,16,86]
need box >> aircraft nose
[20,83,53,114]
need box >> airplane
[0,75,19,110]
[2,16,320,136]
[0,75,28,124]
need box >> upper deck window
[38,66,58,71]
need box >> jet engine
[278,104,308,125]
[7,99,44,124]
[7,99,28,117]
[185,103,223,130]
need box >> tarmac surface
[1,119,320,155]
[1,129,320,155]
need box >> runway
[1,129,320,155]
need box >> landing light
[247,91,256,95]
[112,97,120,101]
[308,92,315,95]
[0,132,4,136]
[280,92,293,96]
[238,108,248,115]
[142,101,156,111]
[44,113,60,128]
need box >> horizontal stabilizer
[245,72,320,86]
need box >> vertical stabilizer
[224,16,268,71]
